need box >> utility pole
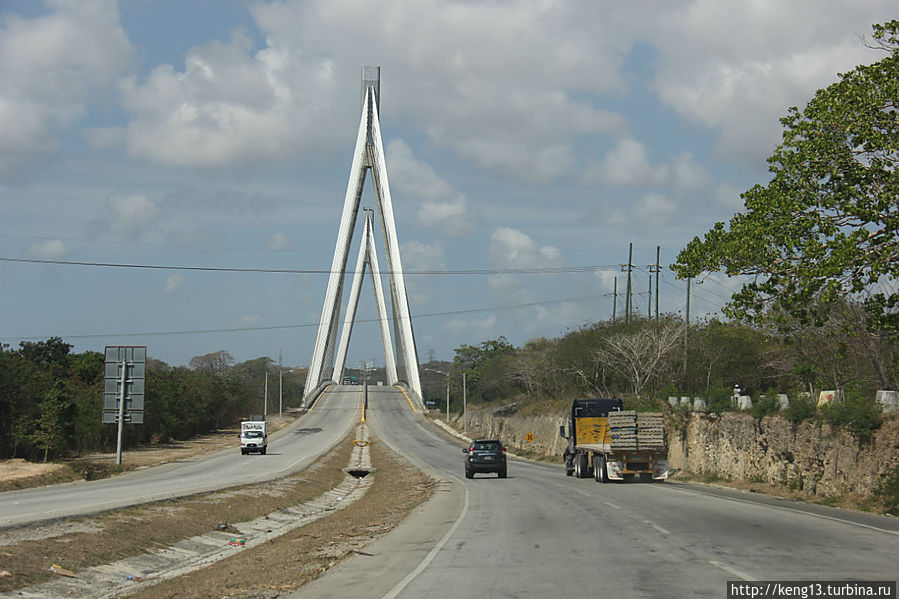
[278,349,283,418]
[612,277,618,322]
[655,246,660,323]
[264,371,268,420]
[648,277,652,318]
[463,372,468,434]
[683,277,691,382]
[625,242,633,324]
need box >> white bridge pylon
[305,66,423,405]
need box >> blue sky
[1,0,894,369]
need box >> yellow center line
[307,384,333,412]
[395,385,417,413]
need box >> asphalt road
[0,387,361,529]
[293,387,899,599]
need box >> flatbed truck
[560,398,668,482]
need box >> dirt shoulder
[0,430,435,597]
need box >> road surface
[0,387,360,529]
[292,386,899,599]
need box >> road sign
[103,346,146,424]
[526,433,535,443]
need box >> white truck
[240,420,267,455]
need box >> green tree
[33,380,76,461]
[673,21,899,336]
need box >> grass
[0,435,356,592]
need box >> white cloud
[246,0,629,180]
[417,198,475,238]
[488,227,563,270]
[386,139,476,236]
[647,1,896,164]
[28,239,68,259]
[163,274,184,294]
[714,183,744,210]
[445,315,497,334]
[589,138,667,186]
[633,193,676,228]
[0,0,132,181]
[401,240,446,272]
[399,240,445,306]
[119,30,342,168]
[267,232,291,250]
[108,194,158,235]
[82,126,125,149]
[669,152,709,189]
[586,141,709,189]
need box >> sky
[1,0,894,370]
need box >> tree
[595,319,683,397]
[33,381,75,462]
[673,21,899,336]
[189,350,234,373]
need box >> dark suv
[463,439,507,478]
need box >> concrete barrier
[736,396,752,410]
[876,390,898,414]
[693,398,707,411]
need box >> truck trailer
[240,420,267,455]
[560,398,668,482]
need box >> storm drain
[2,425,373,599]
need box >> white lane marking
[575,489,591,497]
[381,480,470,599]
[604,501,621,509]
[666,485,899,537]
[709,560,757,581]
[644,520,669,535]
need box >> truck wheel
[575,453,588,478]
[261,447,267,455]
[498,467,507,479]
[598,457,609,483]
[241,448,247,455]
[465,470,473,479]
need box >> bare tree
[595,320,682,397]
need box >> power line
[0,256,625,276]
[0,292,614,343]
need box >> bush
[874,465,899,516]
[750,389,780,420]
[820,385,883,438]
[784,393,816,424]
[706,383,735,414]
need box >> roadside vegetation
[0,342,305,462]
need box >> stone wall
[455,406,899,499]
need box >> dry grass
[0,434,353,592]
[0,433,435,596]
[126,437,435,599]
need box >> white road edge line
[709,560,757,581]
[381,479,470,599]
[604,501,621,509]
[668,485,899,537]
